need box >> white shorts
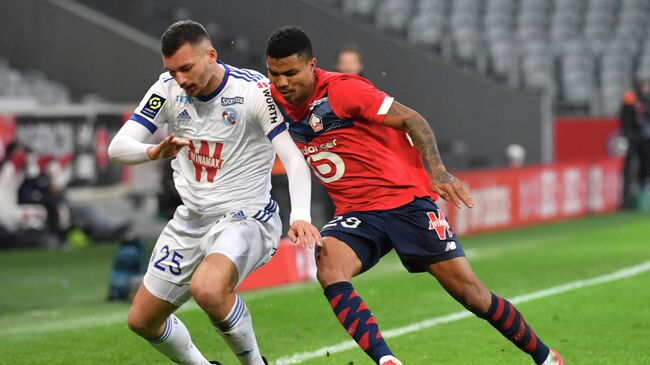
[143,200,281,306]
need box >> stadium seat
[325,0,650,115]
[0,55,71,104]
[560,52,595,110]
[407,13,446,51]
[375,0,413,35]
[341,0,379,21]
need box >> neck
[200,62,225,96]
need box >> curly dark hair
[266,26,313,60]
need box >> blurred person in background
[0,141,51,249]
[17,151,130,247]
[335,44,364,76]
[108,20,320,365]
[620,78,650,207]
[18,153,72,246]
[266,26,565,365]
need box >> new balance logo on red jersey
[188,140,224,182]
[426,209,453,240]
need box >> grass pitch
[1,212,649,364]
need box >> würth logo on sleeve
[187,140,225,182]
[262,88,279,124]
[426,209,453,240]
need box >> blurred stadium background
[0,0,649,364]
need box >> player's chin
[280,91,294,102]
[184,85,199,96]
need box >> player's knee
[190,280,231,308]
[127,310,156,339]
[316,265,349,288]
[315,245,359,287]
[458,283,491,314]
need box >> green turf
[1,212,649,364]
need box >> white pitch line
[2,301,200,338]
[2,282,318,339]
[273,260,650,365]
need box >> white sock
[379,355,403,365]
[213,294,264,365]
[149,314,211,365]
[541,349,561,365]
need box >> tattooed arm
[381,100,473,209]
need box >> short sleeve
[129,80,170,134]
[328,77,394,124]
[248,78,286,141]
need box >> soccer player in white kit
[108,20,320,365]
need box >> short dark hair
[161,20,211,57]
[336,44,363,61]
[266,26,313,60]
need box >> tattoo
[387,101,445,178]
[433,170,455,184]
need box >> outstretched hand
[288,220,322,249]
[147,134,190,160]
[430,169,474,209]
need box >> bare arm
[382,101,473,208]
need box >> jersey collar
[196,61,230,102]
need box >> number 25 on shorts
[152,245,184,276]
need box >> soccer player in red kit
[265,26,565,365]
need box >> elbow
[402,111,427,133]
[107,139,118,162]
[107,138,124,164]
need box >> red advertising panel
[439,158,622,235]
[555,116,619,162]
[0,114,16,157]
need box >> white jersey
[129,62,284,215]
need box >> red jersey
[272,68,436,215]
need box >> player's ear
[309,57,317,71]
[207,46,217,64]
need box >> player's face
[266,54,316,105]
[163,41,217,97]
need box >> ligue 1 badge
[140,93,167,119]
